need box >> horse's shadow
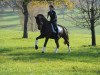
[7,46,100,62]
[8,51,68,61]
[0,48,12,54]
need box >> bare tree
[22,0,30,38]
[1,0,32,38]
[15,0,31,38]
[70,0,100,46]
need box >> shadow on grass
[15,47,34,50]
[0,17,19,21]
[6,46,100,62]
[1,11,17,17]
[0,46,99,62]
[0,48,12,54]
[0,24,19,29]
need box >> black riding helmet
[49,5,54,8]
[49,5,55,9]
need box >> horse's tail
[62,27,69,45]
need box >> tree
[16,0,31,38]
[22,0,31,38]
[18,0,72,38]
[0,0,72,38]
[70,0,100,46]
[1,0,31,38]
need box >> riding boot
[56,30,59,39]
[54,26,59,39]
[52,21,59,39]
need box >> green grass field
[0,10,100,75]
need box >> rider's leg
[53,22,59,38]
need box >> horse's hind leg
[62,36,71,53]
[42,38,49,53]
[66,40,71,53]
[54,39,59,53]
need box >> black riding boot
[53,24,59,39]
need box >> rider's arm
[53,11,57,22]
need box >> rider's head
[49,5,54,11]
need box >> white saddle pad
[58,26,63,33]
[51,24,63,33]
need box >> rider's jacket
[48,10,57,23]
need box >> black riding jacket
[48,10,57,23]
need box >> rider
[47,5,59,39]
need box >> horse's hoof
[35,45,38,50]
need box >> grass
[0,10,20,30]
[0,10,100,75]
[0,30,100,75]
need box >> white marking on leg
[42,47,46,53]
[68,46,71,53]
[35,40,38,46]
[55,48,58,53]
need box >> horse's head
[35,14,45,30]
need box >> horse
[34,14,71,53]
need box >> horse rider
[47,5,59,39]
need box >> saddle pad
[51,24,63,33]
[58,26,63,33]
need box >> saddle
[51,23,62,33]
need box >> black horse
[35,14,71,53]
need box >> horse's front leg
[55,39,59,53]
[42,38,49,53]
[35,35,44,50]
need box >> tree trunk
[90,6,96,46]
[22,2,28,38]
[91,21,96,46]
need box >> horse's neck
[42,19,49,26]
[43,18,48,22]
[41,20,50,31]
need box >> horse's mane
[37,14,48,22]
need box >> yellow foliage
[53,0,74,9]
[26,0,74,31]
[29,0,74,10]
